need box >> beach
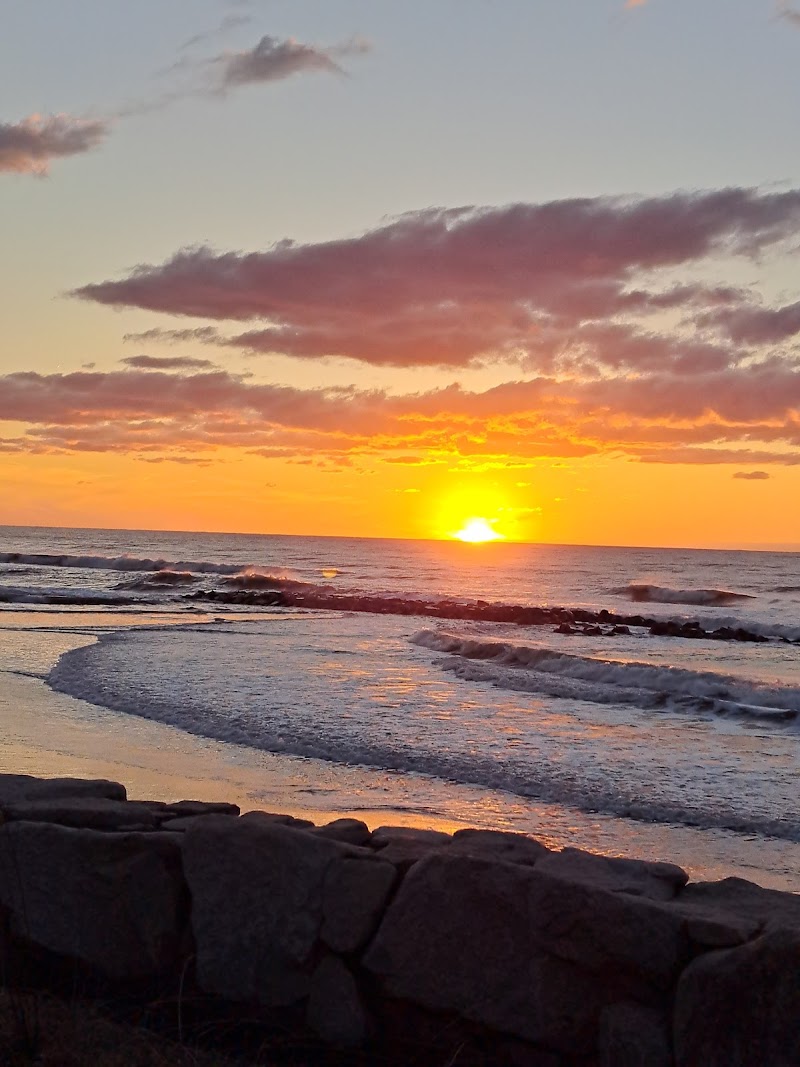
[2,526,799,892]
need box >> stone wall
[1,773,798,1066]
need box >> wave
[46,630,800,842]
[115,570,200,591]
[0,551,246,575]
[773,585,800,594]
[410,629,799,724]
[613,583,754,607]
[0,584,139,607]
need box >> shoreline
[2,663,798,892]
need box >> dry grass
[0,990,247,1067]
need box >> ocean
[1,525,798,890]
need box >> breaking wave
[411,629,800,724]
[0,551,246,575]
[614,583,754,607]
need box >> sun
[453,517,505,543]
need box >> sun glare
[453,517,505,543]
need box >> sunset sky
[2,0,800,548]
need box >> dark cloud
[218,34,369,89]
[121,354,217,370]
[732,470,771,480]
[0,114,109,175]
[74,188,800,371]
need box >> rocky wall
[1,773,798,1066]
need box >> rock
[321,855,397,953]
[160,814,239,832]
[0,773,126,807]
[0,822,185,979]
[449,828,548,867]
[535,847,687,901]
[674,929,800,1067]
[162,800,240,818]
[240,811,316,830]
[369,825,452,872]
[306,956,369,1047]
[369,825,452,849]
[678,876,800,931]
[182,819,390,1007]
[0,797,161,831]
[313,818,371,847]
[363,853,688,1055]
[597,1002,672,1067]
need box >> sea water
[1,525,798,889]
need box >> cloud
[0,114,109,175]
[732,470,771,480]
[74,188,800,374]
[778,3,800,27]
[121,354,217,370]
[217,34,369,89]
[1,362,799,467]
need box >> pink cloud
[1,362,799,467]
[0,114,109,175]
[74,189,800,371]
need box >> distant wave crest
[613,583,754,607]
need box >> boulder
[240,811,316,830]
[449,828,548,867]
[369,825,452,872]
[0,773,126,807]
[160,814,239,832]
[535,847,687,901]
[321,854,397,953]
[363,853,688,1055]
[0,822,185,979]
[182,819,391,1007]
[369,825,453,849]
[313,818,372,847]
[674,929,800,1067]
[306,955,369,1047]
[0,797,161,831]
[597,1002,672,1067]
[161,800,240,818]
[677,876,800,931]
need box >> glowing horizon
[1,2,799,550]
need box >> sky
[1,0,800,548]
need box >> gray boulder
[369,825,453,872]
[370,825,452,849]
[162,799,240,818]
[306,955,369,1047]
[449,828,548,867]
[678,876,800,931]
[598,1002,672,1067]
[363,853,689,1055]
[240,811,315,830]
[0,773,126,806]
[182,819,393,1007]
[1,796,161,831]
[313,818,372,847]
[0,822,185,979]
[536,847,688,901]
[321,854,397,953]
[674,928,800,1067]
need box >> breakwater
[1,773,798,1066]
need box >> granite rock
[0,822,185,979]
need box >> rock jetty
[1,773,798,1065]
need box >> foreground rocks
[1,773,798,1065]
